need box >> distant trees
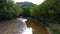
[16,2,36,8]
[22,6,32,17]
[16,2,36,17]
[30,5,40,19]
[0,0,22,20]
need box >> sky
[14,0,44,5]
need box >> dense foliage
[30,0,60,24]
[0,0,60,24]
[0,0,22,20]
[16,0,60,24]
[22,6,32,17]
[16,2,36,18]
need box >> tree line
[0,0,22,20]
[20,0,60,24]
[0,0,60,24]
[30,0,60,24]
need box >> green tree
[0,0,22,20]
[30,0,60,24]
[22,6,32,17]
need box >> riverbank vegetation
[19,0,60,34]
[0,0,60,34]
[0,0,22,20]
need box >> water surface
[0,18,49,34]
[18,18,49,34]
[26,18,49,34]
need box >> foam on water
[17,18,33,34]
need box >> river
[0,18,49,34]
[17,18,49,34]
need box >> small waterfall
[17,18,33,34]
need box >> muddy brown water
[0,18,49,34]
[26,18,49,34]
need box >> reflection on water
[22,27,33,34]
